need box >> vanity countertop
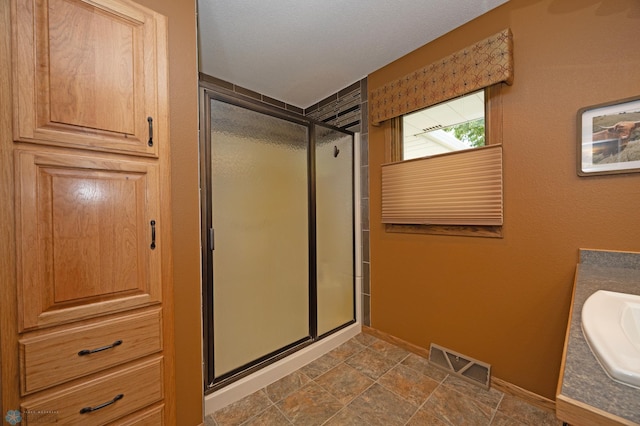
[557,249,640,425]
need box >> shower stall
[200,88,357,392]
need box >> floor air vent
[428,343,491,389]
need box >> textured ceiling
[197,1,509,108]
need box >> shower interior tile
[362,262,370,294]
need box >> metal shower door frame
[199,86,355,393]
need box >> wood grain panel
[47,168,143,301]
[114,404,164,425]
[556,394,636,426]
[0,0,21,416]
[48,0,137,135]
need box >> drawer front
[110,405,164,425]
[20,308,162,394]
[21,357,163,425]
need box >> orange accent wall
[368,0,640,399]
[133,0,202,423]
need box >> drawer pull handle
[78,340,123,356]
[80,394,124,414]
[147,116,154,147]
[150,220,156,249]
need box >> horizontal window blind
[381,145,503,226]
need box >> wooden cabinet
[12,0,164,157]
[2,0,174,423]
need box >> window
[383,84,503,238]
[370,29,513,238]
[403,90,485,160]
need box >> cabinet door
[15,150,162,331]
[12,0,167,157]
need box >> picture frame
[577,95,640,176]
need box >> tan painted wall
[133,0,202,423]
[368,0,640,399]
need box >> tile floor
[205,333,561,426]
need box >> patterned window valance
[370,29,513,125]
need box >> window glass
[402,90,484,160]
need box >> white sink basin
[582,290,640,388]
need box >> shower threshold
[204,322,361,415]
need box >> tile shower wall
[199,73,305,115]
[305,79,370,327]
[200,73,371,327]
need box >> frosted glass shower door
[315,125,355,335]
[210,99,310,378]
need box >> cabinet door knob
[77,340,123,356]
[147,116,154,147]
[80,394,124,414]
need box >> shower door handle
[209,228,215,251]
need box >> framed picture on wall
[578,95,640,176]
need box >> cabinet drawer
[110,405,164,425]
[20,309,162,394]
[21,357,163,425]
